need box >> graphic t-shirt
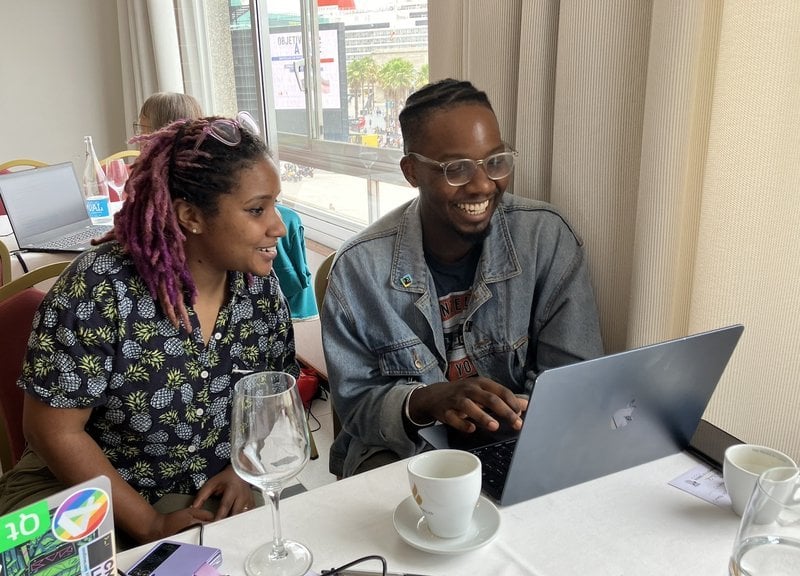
[425,246,481,381]
[440,289,476,380]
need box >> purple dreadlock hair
[94,116,269,330]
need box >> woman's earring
[192,228,198,234]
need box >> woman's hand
[23,396,217,544]
[192,465,256,520]
[145,507,215,543]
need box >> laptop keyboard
[36,226,111,250]
[472,437,517,501]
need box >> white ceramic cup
[407,449,482,538]
[723,444,797,516]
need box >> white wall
[0,1,126,168]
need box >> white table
[116,453,740,575]
[1,215,73,280]
[1,206,126,284]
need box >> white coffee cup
[723,444,797,516]
[407,449,482,538]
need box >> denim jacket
[321,193,603,477]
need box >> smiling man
[321,79,604,477]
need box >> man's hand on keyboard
[408,377,527,434]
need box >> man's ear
[400,155,418,187]
[173,198,203,235]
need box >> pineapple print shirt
[19,242,299,503]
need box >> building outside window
[181,0,429,247]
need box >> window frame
[251,0,420,247]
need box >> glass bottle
[82,136,112,224]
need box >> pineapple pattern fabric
[19,242,299,503]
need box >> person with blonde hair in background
[133,91,203,135]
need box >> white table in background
[1,211,119,282]
[116,452,740,576]
[2,216,71,293]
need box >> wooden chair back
[314,252,336,314]
[0,159,48,172]
[312,252,341,442]
[0,261,69,301]
[100,150,140,166]
[0,240,11,287]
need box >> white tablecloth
[116,452,740,575]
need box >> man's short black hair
[399,78,494,153]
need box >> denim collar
[390,195,522,292]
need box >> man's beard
[456,221,491,244]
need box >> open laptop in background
[0,475,117,575]
[0,162,112,252]
[419,324,744,506]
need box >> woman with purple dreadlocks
[0,114,298,546]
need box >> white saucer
[392,495,500,555]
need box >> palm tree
[378,58,415,116]
[347,57,378,117]
[415,63,429,89]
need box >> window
[179,0,429,248]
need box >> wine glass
[729,466,800,575]
[105,158,129,202]
[231,371,312,576]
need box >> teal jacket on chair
[274,205,319,320]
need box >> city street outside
[281,167,417,226]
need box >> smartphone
[125,540,222,576]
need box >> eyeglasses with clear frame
[132,122,149,136]
[406,148,518,186]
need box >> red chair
[0,288,45,471]
[0,260,67,471]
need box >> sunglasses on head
[193,111,261,151]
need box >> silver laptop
[0,162,112,252]
[419,324,744,506]
[0,475,117,575]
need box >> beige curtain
[123,0,239,118]
[174,0,239,116]
[116,0,185,134]
[429,0,800,460]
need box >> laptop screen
[0,162,90,241]
[0,475,117,576]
